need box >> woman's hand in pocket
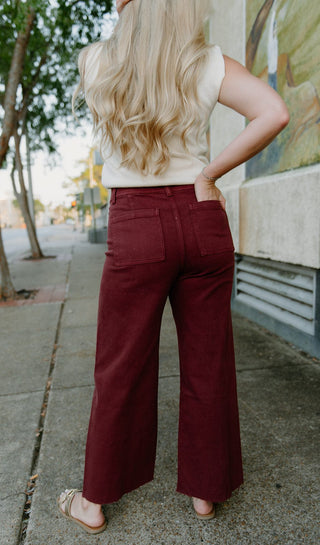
[194,174,226,210]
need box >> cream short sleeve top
[83,43,225,189]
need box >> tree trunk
[0,8,35,168]
[25,129,35,223]
[12,129,44,259]
[0,226,17,300]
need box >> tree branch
[18,49,49,119]
[68,0,85,8]
[10,158,19,199]
[0,6,36,168]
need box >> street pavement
[2,225,77,262]
[0,225,319,545]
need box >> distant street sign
[84,187,101,205]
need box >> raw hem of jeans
[82,475,155,505]
[176,478,244,504]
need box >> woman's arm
[194,55,290,204]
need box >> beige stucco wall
[210,0,320,269]
[239,166,320,268]
[209,0,246,251]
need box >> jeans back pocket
[189,201,234,256]
[110,208,165,266]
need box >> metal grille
[234,256,316,335]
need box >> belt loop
[110,188,117,204]
[164,186,173,197]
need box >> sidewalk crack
[0,388,44,398]
[16,245,74,545]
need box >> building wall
[209,0,320,356]
[209,0,320,270]
[0,199,23,228]
[209,0,246,251]
[239,166,320,268]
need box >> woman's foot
[58,489,106,531]
[192,497,215,520]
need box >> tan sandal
[57,489,108,535]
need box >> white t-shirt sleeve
[211,45,225,97]
[198,45,225,111]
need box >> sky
[0,3,118,208]
[0,128,94,207]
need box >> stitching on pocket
[112,208,161,224]
[112,208,166,266]
[189,205,234,256]
[189,200,223,211]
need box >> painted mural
[246,0,320,178]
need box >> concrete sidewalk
[0,227,319,545]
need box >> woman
[58,0,289,534]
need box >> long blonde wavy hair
[74,0,212,175]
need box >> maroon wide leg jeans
[82,184,243,504]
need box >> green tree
[0,2,35,298]
[33,199,45,218]
[0,0,113,299]
[13,197,45,219]
[69,148,108,203]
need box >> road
[1,224,78,262]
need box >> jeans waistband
[110,184,194,204]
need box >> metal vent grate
[234,256,316,335]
